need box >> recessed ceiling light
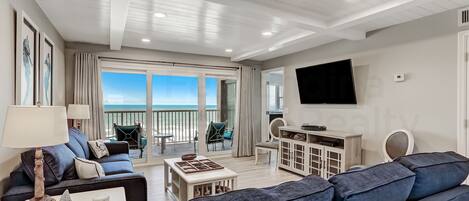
[225,49,233,53]
[141,38,151,43]
[262,31,273,36]
[154,12,167,18]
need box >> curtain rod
[98,56,240,70]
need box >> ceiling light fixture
[262,31,273,36]
[154,12,167,18]
[225,49,233,53]
[141,38,151,43]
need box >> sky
[102,72,218,105]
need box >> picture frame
[15,11,39,106]
[40,33,54,106]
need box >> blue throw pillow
[329,162,415,201]
[191,175,334,201]
[395,152,469,200]
[21,144,77,186]
[65,128,91,159]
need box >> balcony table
[154,132,174,154]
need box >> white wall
[0,0,65,193]
[263,9,467,165]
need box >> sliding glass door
[152,74,199,158]
[205,77,237,153]
[101,61,239,163]
[101,71,149,161]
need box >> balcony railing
[104,109,220,143]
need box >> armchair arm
[105,141,129,155]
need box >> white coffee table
[164,156,238,201]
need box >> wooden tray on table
[175,159,224,174]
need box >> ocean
[104,104,217,111]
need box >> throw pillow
[21,144,77,186]
[88,140,109,159]
[74,157,105,179]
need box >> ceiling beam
[226,0,431,61]
[205,0,327,30]
[207,0,367,40]
[231,32,317,62]
[207,0,367,61]
[329,0,434,30]
[110,0,130,50]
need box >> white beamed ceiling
[37,0,469,61]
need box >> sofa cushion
[65,128,91,159]
[100,161,134,175]
[395,152,469,200]
[21,144,77,186]
[418,185,469,201]
[94,153,130,163]
[328,162,415,201]
[191,175,334,201]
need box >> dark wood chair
[113,123,147,158]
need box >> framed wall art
[16,11,39,106]
[40,33,54,106]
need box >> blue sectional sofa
[192,151,469,201]
[1,128,147,201]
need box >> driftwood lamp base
[31,148,56,201]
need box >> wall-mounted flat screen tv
[296,59,357,104]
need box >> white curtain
[232,66,262,157]
[74,53,105,140]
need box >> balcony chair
[206,121,226,151]
[193,121,227,152]
[113,123,147,158]
[255,118,286,165]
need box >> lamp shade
[67,104,90,120]
[2,106,69,148]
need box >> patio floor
[129,140,232,159]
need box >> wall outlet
[394,73,405,82]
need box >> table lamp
[2,105,69,201]
[67,104,90,129]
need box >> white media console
[278,126,362,179]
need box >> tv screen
[296,59,357,104]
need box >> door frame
[101,61,239,164]
[457,30,469,157]
[261,67,284,142]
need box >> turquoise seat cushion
[395,152,469,200]
[140,137,147,148]
[329,162,415,201]
[224,130,233,139]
